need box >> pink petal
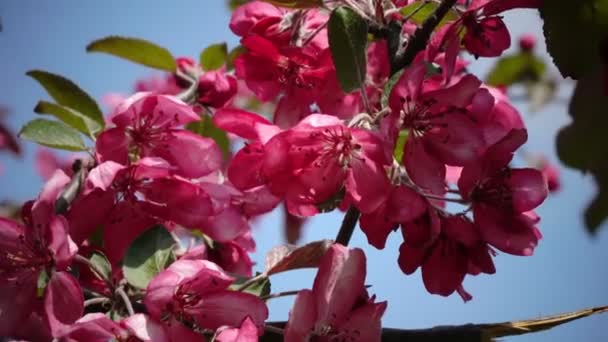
[346,156,391,214]
[422,240,467,297]
[44,271,84,337]
[103,202,156,264]
[398,242,425,275]
[360,208,396,250]
[313,245,366,327]
[463,17,511,57]
[284,290,317,342]
[213,108,273,141]
[425,112,484,165]
[95,127,130,165]
[0,271,37,336]
[388,63,427,112]
[122,314,168,342]
[153,130,222,178]
[188,291,268,331]
[47,215,77,270]
[66,189,116,245]
[165,318,206,342]
[84,161,125,195]
[508,168,549,212]
[442,215,480,247]
[58,313,124,342]
[403,138,446,195]
[216,316,259,342]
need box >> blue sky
[1,1,607,340]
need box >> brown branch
[334,205,361,246]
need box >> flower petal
[44,271,84,337]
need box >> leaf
[123,225,176,289]
[485,52,546,86]
[400,1,459,28]
[26,70,104,127]
[260,0,322,8]
[186,114,231,160]
[89,251,112,281]
[541,0,608,79]
[381,69,404,109]
[231,274,271,297]
[200,43,228,71]
[393,130,409,163]
[557,70,608,233]
[86,36,177,72]
[265,239,333,276]
[328,6,369,93]
[34,101,102,138]
[19,119,86,151]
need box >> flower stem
[116,286,135,316]
[265,325,285,335]
[335,206,361,246]
[84,297,110,308]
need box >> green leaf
[123,225,176,289]
[328,6,369,93]
[26,70,104,127]
[400,1,459,28]
[186,114,231,160]
[37,269,50,298]
[90,251,112,281]
[485,52,546,86]
[541,1,608,79]
[557,70,608,233]
[260,0,322,8]
[86,36,177,72]
[381,69,404,109]
[19,119,86,151]
[231,274,271,297]
[34,101,102,138]
[200,43,228,71]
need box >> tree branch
[391,0,458,74]
[334,205,361,246]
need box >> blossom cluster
[0,0,552,341]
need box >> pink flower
[539,158,561,192]
[144,259,268,332]
[398,213,495,301]
[387,63,486,194]
[458,129,548,255]
[519,33,536,51]
[229,0,287,40]
[0,170,82,337]
[284,244,387,341]
[96,92,222,178]
[263,114,392,216]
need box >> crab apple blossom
[96,92,222,178]
[144,259,268,332]
[285,244,387,341]
[58,313,171,342]
[0,170,82,337]
[459,129,548,255]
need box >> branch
[391,0,458,74]
[116,287,135,316]
[334,205,361,246]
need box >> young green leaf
[227,45,246,71]
[37,269,50,298]
[200,43,228,71]
[485,53,546,87]
[328,6,369,93]
[26,70,104,128]
[89,251,112,281]
[231,274,271,297]
[87,36,177,72]
[19,119,86,151]
[400,1,459,28]
[123,225,176,289]
[34,101,102,138]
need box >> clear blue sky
[0,1,607,340]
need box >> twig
[334,206,361,246]
[84,297,110,308]
[261,290,301,301]
[116,287,135,316]
[391,0,459,74]
[264,325,285,335]
[234,273,267,292]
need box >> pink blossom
[215,316,259,342]
[0,170,82,337]
[144,259,268,332]
[285,244,387,341]
[59,313,170,342]
[519,33,537,51]
[197,70,238,108]
[96,92,222,178]
[459,129,548,255]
